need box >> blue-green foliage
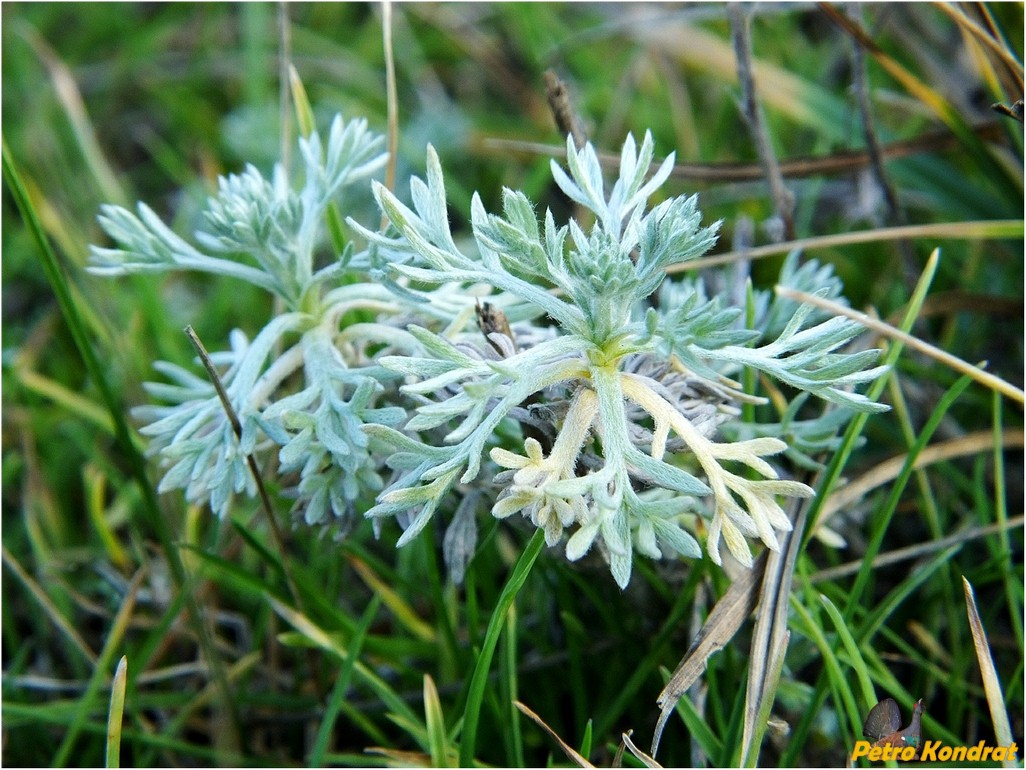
[92,115,887,586]
[91,117,400,526]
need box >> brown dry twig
[544,69,588,151]
[845,3,915,281]
[728,3,795,241]
[652,552,768,756]
[479,122,1006,182]
[513,700,594,767]
[740,491,811,765]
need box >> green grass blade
[991,393,1024,653]
[268,596,422,730]
[2,137,242,744]
[53,574,140,767]
[10,366,115,435]
[858,545,961,645]
[22,25,127,207]
[105,656,128,768]
[819,595,876,711]
[789,595,862,753]
[844,374,973,620]
[459,529,544,767]
[424,674,451,768]
[669,685,723,762]
[182,544,289,602]
[310,596,383,767]
[2,139,167,575]
[2,702,261,767]
[741,630,790,768]
[501,605,524,767]
[579,719,594,760]
[347,552,436,643]
[1,545,96,666]
[802,249,940,547]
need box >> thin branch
[774,287,1026,404]
[934,2,1024,86]
[671,219,1022,273]
[728,3,795,241]
[847,6,903,226]
[810,514,1024,583]
[479,121,1006,182]
[541,69,595,246]
[543,69,588,151]
[846,3,917,283]
[182,325,320,696]
[382,0,399,195]
[992,100,1024,124]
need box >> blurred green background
[2,3,1022,767]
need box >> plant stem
[459,529,545,767]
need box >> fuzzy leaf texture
[361,131,887,587]
[91,115,407,526]
[94,116,888,588]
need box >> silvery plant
[90,114,887,588]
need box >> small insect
[475,300,515,356]
[863,698,925,757]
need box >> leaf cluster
[90,116,887,586]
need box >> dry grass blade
[817,429,1025,527]
[740,496,808,765]
[962,577,1016,767]
[622,730,662,768]
[674,220,1022,273]
[1,544,97,665]
[626,14,835,129]
[347,553,436,642]
[652,552,768,756]
[512,700,594,768]
[811,515,1024,583]
[818,3,960,126]
[933,2,1024,84]
[612,737,626,769]
[776,286,1026,404]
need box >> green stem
[459,529,545,767]
[2,139,243,751]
